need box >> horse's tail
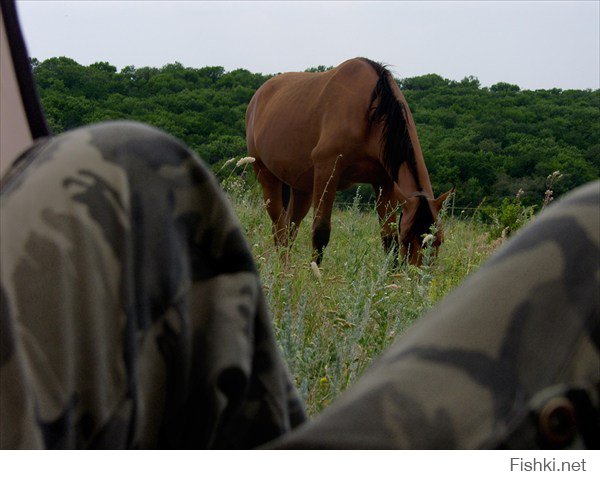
[365,59,417,186]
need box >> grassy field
[222,168,505,417]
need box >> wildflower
[516,188,524,199]
[319,377,328,385]
[549,170,562,180]
[422,233,435,246]
[236,156,255,167]
[310,261,322,281]
[223,157,237,167]
[547,170,563,185]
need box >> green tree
[32,57,598,207]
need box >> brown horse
[246,57,453,266]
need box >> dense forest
[31,56,599,209]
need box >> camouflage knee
[271,181,599,449]
[1,121,305,448]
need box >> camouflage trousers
[271,181,600,449]
[0,122,306,448]
[1,121,599,449]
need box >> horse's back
[246,58,381,187]
[245,70,324,157]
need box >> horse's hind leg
[253,160,289,247]
[288,188,312,243]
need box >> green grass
[222,170,503,416]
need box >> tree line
[32,56,599,208]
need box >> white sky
[16,0,600,90]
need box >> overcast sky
[15,0,600,90]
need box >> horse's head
[397,189,454,266]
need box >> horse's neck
[394,126,434,198]
[408,133,434,197]
[397,162,432,198]
[391,80,434,197]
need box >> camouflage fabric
[271,181,600,449]
[0,121,306,449]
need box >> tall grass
[222,168,504,416]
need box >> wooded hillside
[32,57,599,208]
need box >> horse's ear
[434,187,455,209]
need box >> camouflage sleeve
[0,121,306,449]
[271,181,600,449]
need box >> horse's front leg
[311,160,341,265]
[373,181,401,267]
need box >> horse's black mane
[363,58,420,190]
